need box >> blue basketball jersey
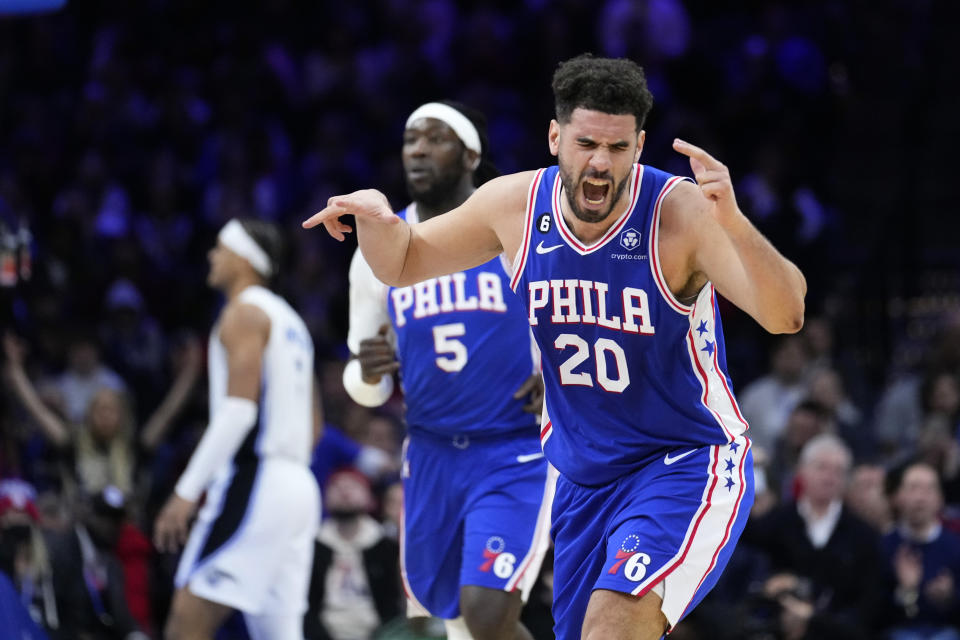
[387,206,537,437]
[511,165,749,486]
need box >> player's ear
[548,120,560,157]
[635,130,645,162]
[463,148,480,172]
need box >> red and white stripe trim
[554,165,644,256]
[648,176,693,315]
[398,438,432,618]
[505,464,557,596]
[677,438,752,622]
[685,286,748,441]
[540,420,553,445]
[631,438,750,628]
[509,169,546,292]
[631,445,721,598]
[708,290,749,429]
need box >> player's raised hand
[672,139,741,226]
[301,189,398,241]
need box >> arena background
[1,1,959,639]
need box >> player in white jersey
[155,218,321,640]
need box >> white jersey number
[493,552,517,579]
[624,552,651,582]
[554,333,629,393]
[433,323,468,372]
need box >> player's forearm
[722,212,806,334]
[174,396,258,501]
[355,216,413,286]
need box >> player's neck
[559,192,632,246]
[416,182,475,222]
[224,274,263,301]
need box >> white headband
[218,219,272,277]
[405,102,482,155]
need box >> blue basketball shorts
[551,435,754,639]
[400,428,554,620]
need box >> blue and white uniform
[175,286,320,620]
[511,165,754,636]
[346,204,553,620]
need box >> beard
[405,165,465,208]
[558,164,631,224]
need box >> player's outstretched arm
[668,139,806,334]
[302,172,535,287]
[154,302,269,552]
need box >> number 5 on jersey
[433,323,467,372]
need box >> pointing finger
[673,138,724,172]
[302,205,339,229]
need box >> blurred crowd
[1,0,958,638]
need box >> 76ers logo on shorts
[619,228,642,251]
[608,534,652,582]
[479,536,517,579]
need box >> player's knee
[582,589,667,640]
[460,586,521,640]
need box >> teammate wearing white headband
[156,218,321,640]
[343,101,550,640]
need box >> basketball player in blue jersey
[342,101,552,640]
[154,219,321,640]
[305,54,806,640]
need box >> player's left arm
[153,302,270,552]
[668,139,806,334]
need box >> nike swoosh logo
[516,452,545,463]
[536,241,563,254]
[663,449,698,465]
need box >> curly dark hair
[552,54,654,131]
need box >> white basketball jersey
[208,285,314,465]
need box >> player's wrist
[343,359,393,407]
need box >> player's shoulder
[476,170,543,202]
[466,170,545,229]
[221,296,271,340]
[658,175,706,234]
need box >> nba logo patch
[619,228,641,251]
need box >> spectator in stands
[845,463,894,534]
[766,399,832,500]
[310,423,398,495]
[905,372,960,504]
[747,434,884,639]
[739,335,810,454]
[876,318,960,460]
[3,332,200,500]
[807,367,866,456]
[0,479,59,637]
[380,481,402,542]
[881,463,960,638]
[305,469,400,640]
[44,486,148,640]
[98,279,167,420]
[49,331,127,425]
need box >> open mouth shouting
[582,177,611,208]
